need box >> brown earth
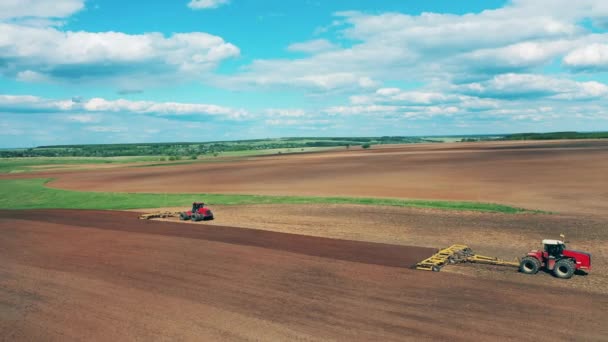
[2,140,608,339]
[2,210,607,341]
[4,139,607,216]
[142,204,608,295]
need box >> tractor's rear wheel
[179,212,189,221]
[520,256,541,275]
[192,213,201,222]
[553,259,575,279]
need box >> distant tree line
[4,133,606,158]
[0,137,433,158]
[501,132,608,141]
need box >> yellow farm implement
[138,211,181,220]
[416,244,519,272]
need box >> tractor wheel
[179,212,189,221]
[553,259,575,279]
[520,256,541,275]
[192,213,201,222]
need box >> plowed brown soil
[1,210,607,341]
[143,204,608,295]
[5,140,606,216]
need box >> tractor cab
[543,239,565,258]
[191,202,205,213]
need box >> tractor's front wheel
[520,256,541,275]
[553,259,575,279]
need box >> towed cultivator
[417,237,591,279]
[416,244,519,272]
[139,211,181,220]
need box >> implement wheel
[553,259,575,279]
[520,256,541,275]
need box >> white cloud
[0,23,240,81]
[563,43,608,70]
[0,94,76,111]
[66,114,100,123]
[338,10,578,53]
[324,103,465,119]
[215,1,608,93]
[373,89,458,105]
[325,105,400,116]
[84,126,125,133]
[460,73,608,100]
[287,39,338,53]
[462,41,574,71]
[16,70,49,82]
[265,119,330,126]
[350,89,482,111]
[188,0,230,10]
[0,0,84,19]
[83,98,248,119]
[265,109,307,117]
[0,94,248,119]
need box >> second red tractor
[179,202,214,222]
[519,238,591,279]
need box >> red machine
[519,238,591,279]
[180,202,214,221]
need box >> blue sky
[2,0,608,147]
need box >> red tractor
[180,202,214,222]
[519,238,591,279]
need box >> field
[2,139,608,340]
[0,147,334,174]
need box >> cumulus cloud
[188,0,230,10]
[0,23,240,81]
[324,105,400,116]
[0,0,84,19]
[563,43,608,70]
[0,94,76,112]
[0,94,248,119]
[215,0,608,93]
[15,70,50,83]
[5,0,608,141]
[460,74,608,100]
[83,98,248,118]
[66,114,100,123]
[461,41,575,72]
[353,89,462,105]
[0,1,239,85]
[265,109,307,117]
[338,9,578,54]
[265,119,330,126]
[287,39,338,53]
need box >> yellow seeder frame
[138,211,180,220]
[416,244,519,271]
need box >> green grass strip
[0,178,537,214]
[0,156,163,174]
